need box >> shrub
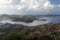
[4,32,23,40]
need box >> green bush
[4,32,23,40]
[57,36,60,40]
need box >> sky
[0,0,60,15]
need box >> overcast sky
[0,0,60,15]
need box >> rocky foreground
[0,23,60,40]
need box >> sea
[0,16,60,26]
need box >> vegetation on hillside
[0,23,60,40]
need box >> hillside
[0,14,60,40]
[0,23,60,40]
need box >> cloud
[0,0,60,15]
[12,0,60,11]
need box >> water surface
[0,16,60,26]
